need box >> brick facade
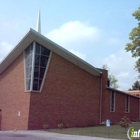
[28,52,101,129]
[0,53,30,130]
[102,89,139,123]
[0,50,139,130]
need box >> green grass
[48,122,140,139]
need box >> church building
[0,11,139,130]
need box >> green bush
[58,122,65,129]
[57,120,69,129]
[42,124,49,130]
[119,116,131,130]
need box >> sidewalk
[0,130,123,140]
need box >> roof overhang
[107,86,140,99]
[0,28,101,77]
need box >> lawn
[48,122,140,139]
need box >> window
[25,42,51,92]
[125,95,130,113]
[110,91,115,112]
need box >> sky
[0,0,140,90]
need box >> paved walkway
[0,130,123,140]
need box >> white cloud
[117,72,129,78]
[46,21,101,49]
[0,42,13,62]
[93,50,138,90]
[108,38,123,46]
[45,20,138,91]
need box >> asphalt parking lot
[0,130,122,140]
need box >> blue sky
[0,0,140,90]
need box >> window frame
[24,41,52,93]
[125,95,130,113]
[110,90,116,112]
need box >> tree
[129,80,140,90]
[125,6,140,76]
[102,65,119,89]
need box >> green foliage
[129,80,140,90]
[42,124,49,130]
[119,116,131,130]
[102,64,119,89]
[125,6,140,76]
[108,74,119,89]
[58,121,68,129]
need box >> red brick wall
[0,53,31,130]
[97,68,139,123]
[102,89,139,123]
[0,50,139,130]
[28,52,101,129]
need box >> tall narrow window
[110,91,115,112]
[25,42,51,92]
[25,43,33,91]
[125,95,130,113]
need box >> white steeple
[36,9,41,33]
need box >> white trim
[23,51,27,92]
[110,91,116,112]
[39,51,52,92]
[30,42,36,91]
[0,29,101,77]
[125,95,130,113]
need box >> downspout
[99,72,103,125]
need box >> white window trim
[125,95,130,113]
[39,51,52,92]
[24,42,52,93]
[110,91,116,112]
[30,41,36,91]
[23,51,27,92]
[30,51,52,92]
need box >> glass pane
[30,43,33,54]
[38,79,42,91]
[35,43,40,54]
[33,79,39,91]
[35,54,40,66]
[34,67,39,78]
[39,67,45,79]
[26,67,32,78]
[25,54,32,67]
[40,56,48,67]
[25,46,30,56]
[26,78,31,90]
[41,46,50,56]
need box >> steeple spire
[36,9,41,33]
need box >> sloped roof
[0,28,101,76]
[107,86,140,99]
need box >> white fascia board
[0,29,33,74]
[0,28,101,77]
[31,29,101,77]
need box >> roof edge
[0,28,32,64]
[30,29,101,76]
[106,86,140,99]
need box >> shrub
[42,124,49,130]
[58,122,65,129]
[119,116,131,130]
[101,121,106,125]
[57,120,69,129]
